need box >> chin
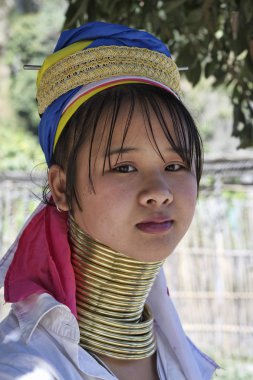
[129,247,174,263]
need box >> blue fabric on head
[38,87,82,165]
[54,21,171,57]
[39,21,172,165]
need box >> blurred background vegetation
[0,1,253,378]
[64,0,253,149]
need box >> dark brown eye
[165,163,184,172]
[114,164,136,173]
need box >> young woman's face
[72,101,198,262]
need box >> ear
[48,165,69,211]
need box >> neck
[68,215,164,360]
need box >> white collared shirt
[0,293,189,380]
[0,293,190,380]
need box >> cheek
[74,185,131,243]
[185,180,198,203]
[176,175,198,214]
[78,180,132,219]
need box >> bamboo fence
[0,160,253,359]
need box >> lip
[136,216,174,234]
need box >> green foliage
[182,78,236,155]
[0,0,67,171]
[64,0,253,148]
[6,0,66,134]
[0,116,44,172]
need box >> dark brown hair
[44,83,203,209]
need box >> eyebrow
[107,147,140,156]
[107,146,189,157]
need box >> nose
[138,180,173,208]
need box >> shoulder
[0,311,60,380]
[155,321,219,380]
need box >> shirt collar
[12,292,79,343]
[147,269,219,380]
[11,272,218,380]
[12,292,118,380]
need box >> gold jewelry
[37,45,181,114]
[68,215,164,360]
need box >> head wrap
[37,21,181,165]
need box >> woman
[0,21,218,379]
